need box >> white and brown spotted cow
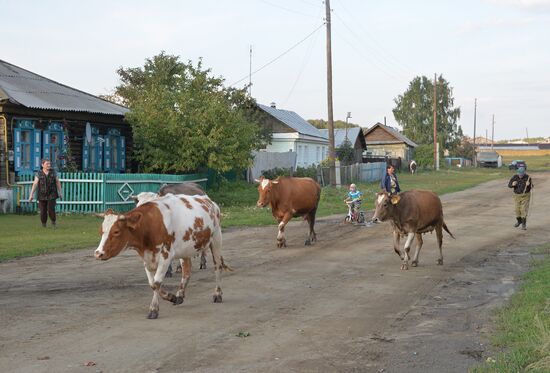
[372,190,454,270]
[94,194,230,319]
[255,176,321,248]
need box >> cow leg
[276,213,292,248]
[436,225,444,265]
[304,209,317,246]
[210,231,224,303]
[144,266,160,319]
[152,255,178,305]
[174,258,191,305]
[393,230,403,259]
[401,233,415,270]
[200,252,207,269]
[411,234,423,267]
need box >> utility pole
[491,114,495,150]
[345,112,351,143]
[473,98,477,167]
[526,127,529,141]
[248,45,253,96]
[325,0,336,186]
[433,73,437,170]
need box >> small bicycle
[344,200,365,224]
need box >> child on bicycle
[344,183,363,214]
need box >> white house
[258,103,328,168]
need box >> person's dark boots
[521,218,527,230]
[514,217,522,227]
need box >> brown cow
[371,190,454,270]
[255,176,321,248]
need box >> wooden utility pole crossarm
[325,0,336,186]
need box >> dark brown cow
[372,190,454,270]
[255,176,321,248]
[158,182,205,196]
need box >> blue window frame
[14,120,41,174]
[43,122,66,170]
[82,124,103,172]
[103,128,126,173]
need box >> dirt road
[1,174,549,373]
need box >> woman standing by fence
[29,159,62,228]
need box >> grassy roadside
[0,157,546,261]
[471,244,550,373]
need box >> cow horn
[271,180,279,184]
[254,179,261,183]
[94,213,105,219]
[118,215,127,221]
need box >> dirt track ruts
[1,174,549,373]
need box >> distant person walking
[29,159,62,228]
[382,164,401,195]
[508,166,533,230]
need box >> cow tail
[443,221,455,239]
[220,256,234,272]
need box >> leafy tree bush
[393,75,462,152]
[295,165,318,179]
[336,139,355,165]
[413,144,443,168]
[114,52,269,173]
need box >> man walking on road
[508,166,533,230]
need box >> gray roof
[258,104,327,140]
[0,59,128,116]
[477,151,500,161]
[364,122,418,148]
[319,127,363,147]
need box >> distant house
[320,127,366,164]
[258,103,328,168]
[0,59,130,190]
[363,122,417,162]
[477,143,550,157]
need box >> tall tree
[115,52,268,173]
[393,75,461,151]
[308,119,360,129]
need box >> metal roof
[364,122,418,148]
[258,104,327,140]
[319,127,363,147]
[0,59,128,116]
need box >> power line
[332,0,412,73]
[331,10,408,79]
[283,23,321,104]
[258,0,319,18]
[332,27,401,80]
[283,4,324,104]
[229,23,325,87]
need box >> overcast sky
[3,0,549,140]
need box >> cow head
[94,209,143,260]
[254,176,279,208]
[371,192,401,222]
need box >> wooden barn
[0,59,131,186]
[363,122,417,162]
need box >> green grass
[471,245,550,373]
[501,155,550,171]
[0,156,545,261]
[0,214,100,260]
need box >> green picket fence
[15,172,208,214]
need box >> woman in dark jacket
[382,164,401,195]
[29,159,62,227]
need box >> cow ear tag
[391,195,400,205]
